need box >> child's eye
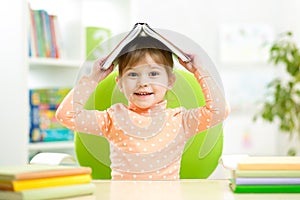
[149,71,160,77]
[127,72,138,77]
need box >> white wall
[0,1,28,165]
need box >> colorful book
[0,174,91,191]
[0,164,91,181]
[237,156,300,170]
[0,183,95,200]
[29,88,72,142]
[230,182,300,193]
[235,177,300,185]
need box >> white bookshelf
[27,0,131,160]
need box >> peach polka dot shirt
[56,69,229,180]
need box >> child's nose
[137,75,149,86]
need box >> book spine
[29,7,38,58]
[235,177,300,185]
[5,174,92,191]
[232,184,300,193]
[40,10,51,57]
[238,164,300,170]
[235,170,300,178]
[33,10,46,57]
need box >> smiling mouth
[134,92,154,96]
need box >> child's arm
[179,55,230,135]
[55,59,114,135]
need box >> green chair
[75,69,223,179]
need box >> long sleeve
[183,67,230,137]
[55,76,111,136]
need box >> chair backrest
[75,69,223,179]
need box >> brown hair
[117,37,174,76]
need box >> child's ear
[168,74,176,89]
[116,76,123,92]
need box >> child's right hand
[89,58,114,83]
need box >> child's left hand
[178,54,197,73]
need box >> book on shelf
[86,26,111,60]
[101,22,191,70]
[29,88,73,143]
[0,183,95,200]
[28,5,63,59]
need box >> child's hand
[89,58,114,82]
[178,54,197,73]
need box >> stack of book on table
[223,155,300,193]
[0,164,95,200]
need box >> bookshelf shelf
[29,141,74,151]
[29,58,82,69]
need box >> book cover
[235,177,300,185]
[0,174,91,191]
[86,26,111,60]
[230,182,300,193]
[237,156,300,170]
[0,183,95,200]
[0,164,91,181]
[29,88,72,142]
[101,23,191,70]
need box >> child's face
[117,53,175,109]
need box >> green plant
[254,32,300,154]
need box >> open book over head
[101,23,191,70]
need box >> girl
[56,37,229,180]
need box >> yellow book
[0,174,91,191]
